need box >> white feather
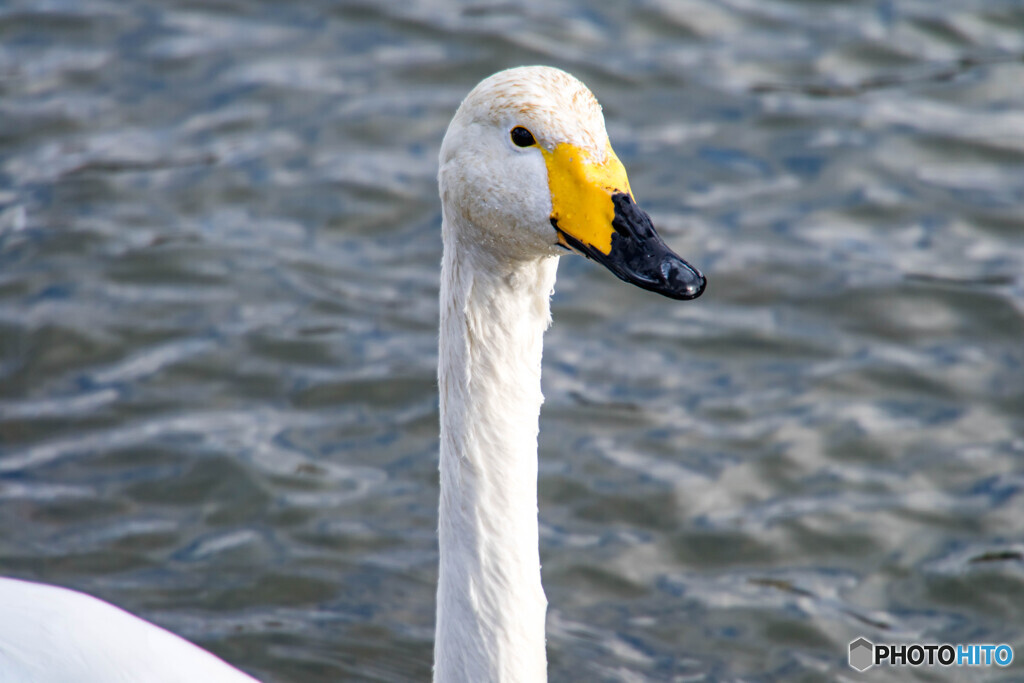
[434,66,612,683]
[0,578,256,682]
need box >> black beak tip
[659,256,706,300]
[557,195,707,302]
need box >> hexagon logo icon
[849,637,875,671]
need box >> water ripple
[2,0,1023,680]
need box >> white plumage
[0,578,256,682]
[434,66,703,682]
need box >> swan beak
[542,143,706,301]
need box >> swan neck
[435,219,557,682]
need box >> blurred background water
[1,0,1023,681]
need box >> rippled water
[2,1,1023,681]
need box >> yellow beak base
[541,143,631,255]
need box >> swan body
[0,65,704,683]
[435,66,703,682]
[0,577,256,682]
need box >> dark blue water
[2,1,1023,681]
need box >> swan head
[440,65,705,300]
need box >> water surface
[2,1,1023,681]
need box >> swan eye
[510,126,536,148]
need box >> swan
[434,66,703,682]
[0,65,704,682]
